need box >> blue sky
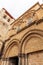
[0,0,43,19]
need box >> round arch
[2,39,20,58]
[20,29,43,54]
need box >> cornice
[9,3,43,36]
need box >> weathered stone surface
[0,2,43,65]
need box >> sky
[0,0,43,19]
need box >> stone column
[25,54,28,65]
[19,53,25,65]
[22,54,25,65]
[6,58,9,65]
[18,56,21,65]
[18,54,22,65]
[2,59,7,65]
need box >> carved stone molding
[2,39,20,58]
[20,29,43,54]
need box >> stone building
[0,2,43,65]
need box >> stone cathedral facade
[0,2,43,65]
